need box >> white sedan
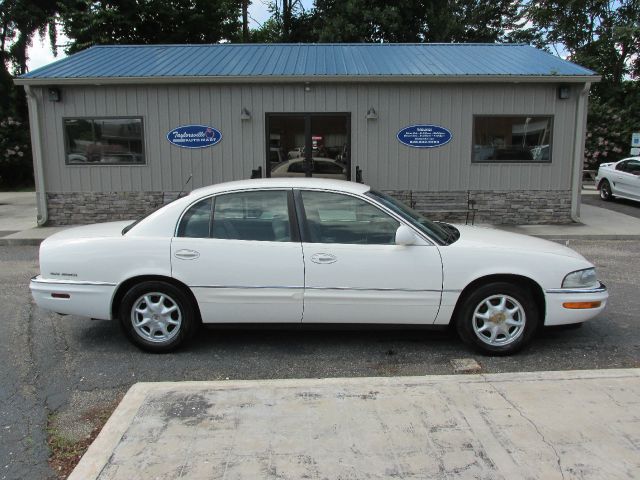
[596,156,640,202]
[30,179,608,355]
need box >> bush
[0,115,33,189]
[584,82,640,170]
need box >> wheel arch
[452,274,546,325]
[597,176,610,190]
[111,275,202,323]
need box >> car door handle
[174,249,200,260]
[311,253,337,264]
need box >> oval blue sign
[397,124,452,148]
[166,125,222,149]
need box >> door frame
[264,112,352,180]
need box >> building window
[473,116,553,163]
[64,117,145,165]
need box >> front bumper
[30,275,116,320]
[544,282,608,326]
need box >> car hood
[451,224,586,260]
[46,221,133,241]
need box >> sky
[27,0,314,71]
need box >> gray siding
[34,82,581,193]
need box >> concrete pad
[0,191,37,231]
[491,203,640,239]
[450,358,482,374]
[70,369,640,480]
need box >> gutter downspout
[570,82,591,222]
[24,85,48,226]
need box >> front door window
[267,113,350,180]
[299,191,399,244]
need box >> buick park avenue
[30,179,608,355]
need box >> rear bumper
[544,282,608,326]
[30,275,115,320]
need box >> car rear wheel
[455,282,539,355]
[119,281,196,353]
[599,179,614,201]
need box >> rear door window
[177,198,213,238]
[212,190,292,242]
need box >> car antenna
[178,173,192,198]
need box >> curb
[0,238,45,246]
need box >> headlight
[562,268,598,288]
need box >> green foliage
[261,0,521,43]
[60,0,242,52]
[525,0,640,86]
[584,82,640,169]
[523,1,640,167]
[0,115,33,188]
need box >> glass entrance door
[266,113,350,181]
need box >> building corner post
[571,82,591,222]
[24,85,48,226]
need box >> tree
[0,0,58,188]
[307,0,520,43]
[522,0,640,168]
[251,0,313,42]
[60,0,242,53]
[525,0,640,86]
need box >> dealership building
[15,43,599,225]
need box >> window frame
[471,114,554,164]
[616,161,629,172]
[63,116,146,166]
[174,188,300,242]
[625,160,640,175]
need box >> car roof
[189,178,371,197]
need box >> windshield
[366,190,452,245]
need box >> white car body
[595,156,640,202]
[30,178,607,353]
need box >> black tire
[455,282,539,356]
[119,281,197,353]
[599,179,614,201]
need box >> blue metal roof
[18,43,597,82]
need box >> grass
[46,399,121,479]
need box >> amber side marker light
[563,301,601,309]
[51,293,70,299]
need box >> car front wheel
[455,282,539,355]
[119,281,196,353]
[599,179,614,201]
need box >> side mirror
[395,225,417,246]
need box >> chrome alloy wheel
[472,294,526,346]
[131,292,182,343]
[600,181,612,200]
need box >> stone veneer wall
[46,192,181,225]
[46,189,572,226]
[385,190,572,225]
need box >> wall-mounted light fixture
[558,85,570,100]
[48,87,61,102]
[304,82,312,92]
[366,107,378,120]
[241,107,251,120]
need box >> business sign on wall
[397,124,452,148]
[167,125,222,148]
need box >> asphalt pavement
[582,193,640,219]
[1,240,639,479]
